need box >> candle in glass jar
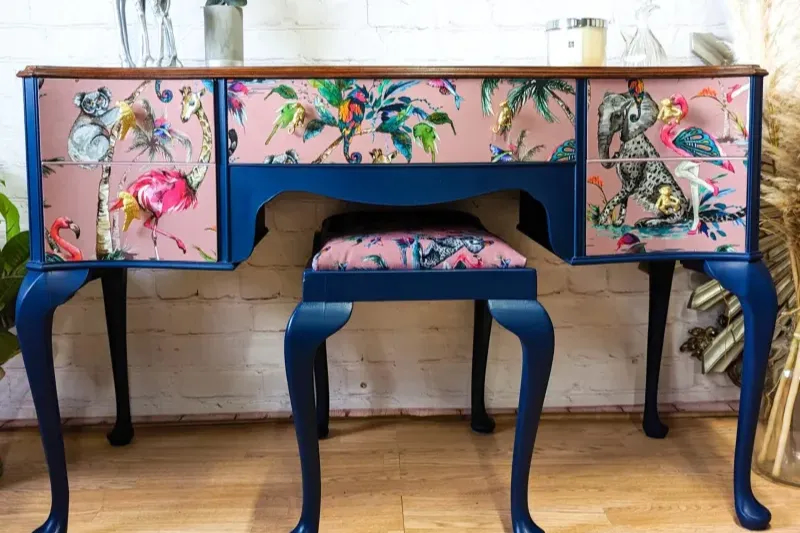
[546,18,608,66]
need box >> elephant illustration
[596,88,689,228]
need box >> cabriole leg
[16,269,92,533]
[471,299,495,433]
[314,343,330,439]
[285,302,353,533]
[488,300,555,533]
[703,259,776,530]
[101,269,133,447]
[643,261,675,439]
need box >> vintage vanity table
[17,65,772,532]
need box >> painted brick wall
[0,0,740,420]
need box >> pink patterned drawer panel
[585,159,747,257]
[588,78,751,162]
[225,78,577,164]
[38,79,216,164]
[42,163,217,263]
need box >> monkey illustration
[369,148,398,164]
[68,87,122,166]
[655,185,681,215]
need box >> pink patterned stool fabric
[312,228,527,271]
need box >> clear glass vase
[755,333,800,486]
[621,0,667,67]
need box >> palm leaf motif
[506,79,576,124]
[481,78,500,116]
[127,99,177,162]
[515,130,545,161]
[363,254,389,270]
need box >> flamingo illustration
[110,86,212,259]
[46,217,83,262]
[658,93,734,235]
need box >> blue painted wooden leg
[701,260,776,530]
[101,269,134,447]
[314,343,330,439]
[16,269,92,533]
[643,261,675,439]
[471,299,495,434]
[489,300,555,533]
[286,302,353,533]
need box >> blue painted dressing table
[16,65,773,532]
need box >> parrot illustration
[338,85,369,164]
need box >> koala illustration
[68,87,121,165]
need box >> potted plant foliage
[0,189,28,478]
[204,0,246,67]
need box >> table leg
[644,261,675,439]
[101,269,134,447]
[703,259,776,531]
[285,302,353,533]
[314,343,330,439]
[471,299,495,434]
[488,300,555,533]
[16,269,92,533]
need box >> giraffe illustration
[110,86,212,260]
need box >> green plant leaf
[335,79,355,91]
[314,97,338,126]
[481,78,500,116]
[391,131,413,162]
[2,232,28,275]
[0,193,21,241]
[0,331,19,366]
[377,104,413,134]
[427,112,456,135]
[413,122,439,162]
[385,80,419,97]
[192,246,216,262]
[265,84,298,101]
[304,119,327,142]
[310,79,342,107]
[0,275,23,317]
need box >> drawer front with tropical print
[585,77,751,257]
[37,78,218,263]
[224,78,577,165]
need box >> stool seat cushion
[312,227,527,271]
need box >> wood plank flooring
[0,416,798,532]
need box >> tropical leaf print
[310,79,343,106]
[391,131,414,162]
[265,84,298,101]
[481,78,500,116]
[413,123,439,162]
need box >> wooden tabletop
[18,65,768,79]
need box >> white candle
[546,18,608,67]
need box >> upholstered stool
[285,211,555,533]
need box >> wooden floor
[1,416,798,532]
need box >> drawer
[42,163,217,263]
[584,159,748,256]
[225,78,577,164]
[38,78,216,164]
[588,77,751,162]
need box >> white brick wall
[0,0,740,420]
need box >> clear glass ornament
[621,0,667,67]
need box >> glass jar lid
[546,18,607,31]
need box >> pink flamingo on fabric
[110,86,212,259]
[47,217,83,261]
[658,93,734,235]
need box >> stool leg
[101,269,134,447]
[702,259,776,531]
[314,343,330,439]
[17,269,92,533]
[643,261,675,439]
[471,299,495,433]
[286,302,353,533]
[489,300,555,533]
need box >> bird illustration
[339,86,369,164]
[428,79,464,109]
[265,102,306,145]
[659,93,732,235]
[627,78,646,120]
[616,232,646,254]
[659,94,734,173]
[46,217,82,262]
[110,86,212,260]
